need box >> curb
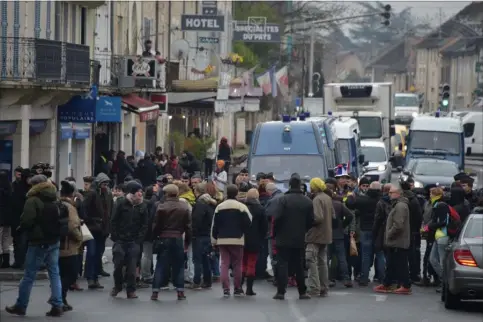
[0,270,49,281]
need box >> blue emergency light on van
[282,115,291,123]
[305,112,311,117]
[248,121,329,192]
[298,113,306,121]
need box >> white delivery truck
[323,82,395,152]
[394,92,421,125]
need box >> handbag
[81,224,94,242]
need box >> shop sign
[181,15,225,31]
[139,110,160,122]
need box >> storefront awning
[122,94,159,113]
[168,92,216,105]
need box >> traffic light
[381,4,391,26]
[440,83,450,109]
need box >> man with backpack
[5,175,69,317]
[424,186,461,292]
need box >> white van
[462,112,483,156]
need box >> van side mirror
[358,154,365,164]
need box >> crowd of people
[1,147,483,317]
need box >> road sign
[181,15,224,32]
[199,36,219,44]
[232,21,281,43]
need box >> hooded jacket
[134,158,158,188]
[244,198,268,252]
[179,151,201,175]
[330,193,354,240]
[19,182,59,245]
[450,186,471,224]
[384,196,410,249]
[110,194,149,244]
[83,173,113,234]
[59,197,83,257]
[403,190,423,233]
[305,191,334,244]
[191,193,216,238]
[346,188,381,231]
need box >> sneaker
[5,305,26,316]
[136,281,150,289]
[373,284,393,293]
[126,292,138,299]
[151,292,159,301]
[344,281,353,288]
[62,304,73,312]
[299,293,311,300]
[319,290,328,297]
[234,288,245,297]
[191,283,202,290]
[88,281,104,289]
[99,270,111,277]
[69,283,84,291]
[201,283,212,289]
[46,306,63,317]
[110,288,121,297]
[394,287,412,295]
[358,281,369,287]
[329,280,336,288]
[273,293,285,300]
[223,289,230,297]
[160,285,170,291]
[177,291,186,300]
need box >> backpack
[39,200,70,240]
[446,205,462,238]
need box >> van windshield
[395,95,419,107]
[254,123,320,155]
[409,131,461,155]
[354,116,382,139]
[250,155,327,181]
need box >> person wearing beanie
[152,184,192,301]
[58,181,83,312]
[346,181,382,286]
[306,178,334,297]
[10,169,33,269]
[272,175,313,300]
[213,160,227,192]
[6,176,64,317]
[110,180,148,299]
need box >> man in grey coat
[374,185,412,295]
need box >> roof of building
[365,37,421,71]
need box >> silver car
[442,213,483,309]
[360,140,392,183]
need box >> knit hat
[309,178,326,192]
[126,180,143,194]
[216,160,225,168]
[60,180,75,195]
[359,177,370,186]
[30,174,48,185]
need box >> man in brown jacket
[374,185,412,295]
[305,178,335,297]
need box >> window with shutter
[144,18,152,43]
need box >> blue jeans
[152,237,185,292]
[16,242,62,309]
[84,232,104,281]
[359,231,374,283]
[374,250,386,282]
[329,239,350,281]
[192,236,212,285]
[429,236,449,279]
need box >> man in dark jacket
[151,184,192,300]
[272,175,313,300]
[346,179,381,286]
[191,183,217,289]
[94,152,110,177]
[449,186,471,223]
[401,179,423,283]
[83,173,112,289]
[325,180,354,288]
[134,156,158,188]
[110,181,148,299]
[372,184,392,283]
[5,175,64,317]
[113,151,134,185]
[10,169,32,269]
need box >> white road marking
[330,291,351,296]
[288,299,308,322]
[372,294,388,302]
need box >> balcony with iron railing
[0,37,91,85]
[68,0,106,9]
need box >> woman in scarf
[213,160,228,193]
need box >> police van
[406,112,464,170]
[331,116,365,178]
[247,117,329,191]
[308,116,339,173]
[461,111,483,156]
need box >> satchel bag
[81,224,94,242]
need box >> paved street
[1,271,482,322]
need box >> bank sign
[233,22,281,43]
[181,15,224,32]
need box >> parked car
[441,213,483,309]
[360,140,392,183]
[398,158,459,191]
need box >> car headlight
[377,164,386,171]
[412,112,418,117]
[414,181,423,188]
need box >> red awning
[121,94,159,113]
